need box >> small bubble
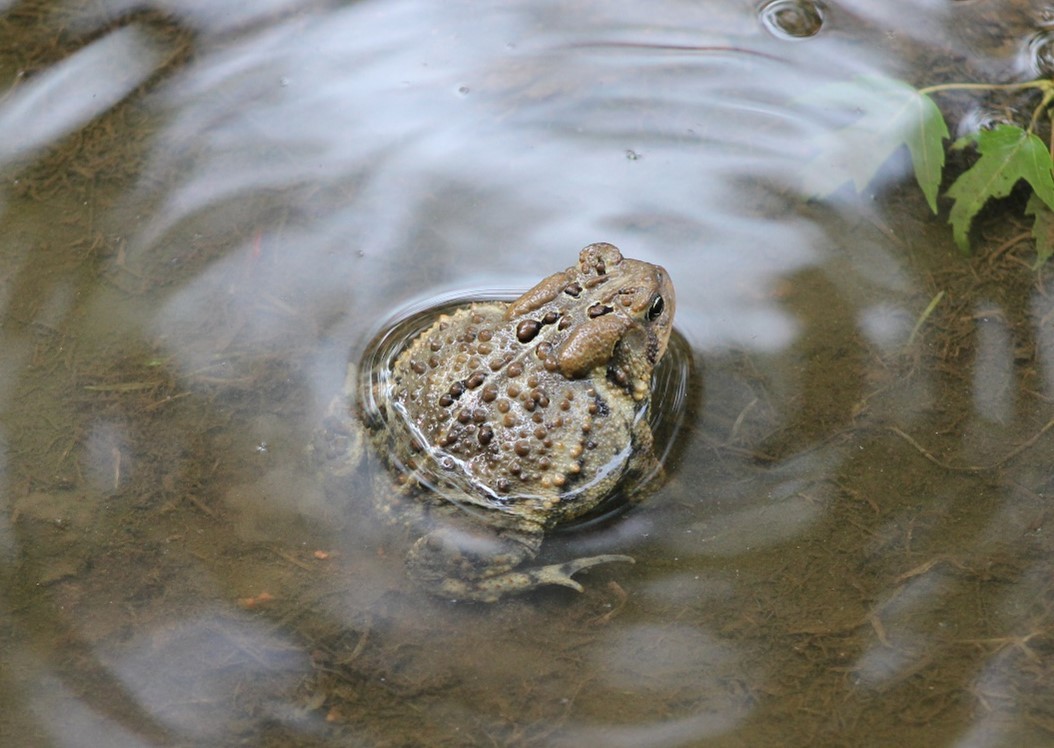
[757,0,824,40]
[1025,28,1054,77]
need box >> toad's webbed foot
[426,554,634,603]
[406,526,632,602]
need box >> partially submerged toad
[313,243,676,601]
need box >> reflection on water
[3,0,1054,745]
[0,26,160,164]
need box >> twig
[890,413,1054,472]
[888,427,983,472]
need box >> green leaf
[945,125,1054,251]
[801,76,949,212]
[1026,192,1054,268]
[950,132,980,151]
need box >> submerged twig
[890,413,1054,473]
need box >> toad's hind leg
[405,524,632,603]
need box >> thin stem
[1030,88,1054,134]
[906,290,944,348]
[1049,109,1054,159]
[919,79,1054,96]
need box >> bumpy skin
[317,243,676,601]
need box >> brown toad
[314,242,675,601]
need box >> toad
[313,243,675,601]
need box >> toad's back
[367,242,675,526]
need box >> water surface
[2,1,1054,746]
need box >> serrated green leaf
[904,94,948,212]
[1026,192,1054,268]
[945,125,1054,251]
[801,75,949,212]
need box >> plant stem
[1030,88,1054,133]
[1049,110,1054,159]
[906,291,944,348]
[919,80,1053,96]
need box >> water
[2,0,1054,745]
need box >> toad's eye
[647,295,665,321]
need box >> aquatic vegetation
[804,74,1054,263]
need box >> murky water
[4,0,1054,745]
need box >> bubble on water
[957,106,1018,139]
[1023,27,1054,77]
[757,0,825,41]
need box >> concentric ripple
[1024,27,1054,77]
[357,292,693,523]
[757,0,825,40]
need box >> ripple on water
[1023,26,1054,77]
[756,0,825,40]
[356,291,694,525]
